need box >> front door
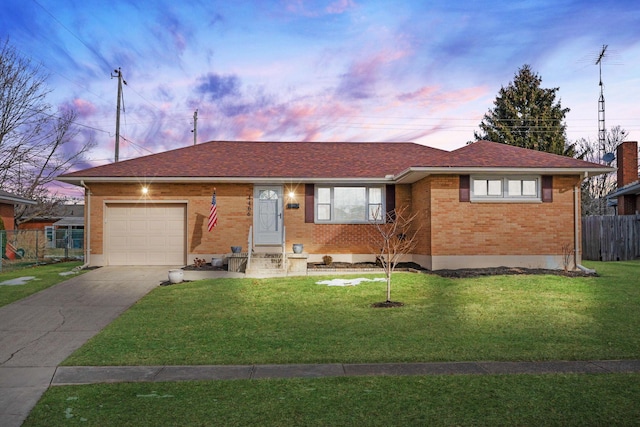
[254,186,284,245]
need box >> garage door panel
[106,204,186,265]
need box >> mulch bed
[308,262,595,278]
[183,264,228,271]
[431,266,597,278]
[183,261,596,278]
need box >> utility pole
[111,68,126,162]
[192,109,198,145]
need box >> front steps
[245,253,286,277]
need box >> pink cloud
[237,128,265,140]
[61,98,97,117]
[396,85,488,112]
[338,48,411,99]
[397,86,439,102]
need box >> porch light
[141,186,149,195]
[288,191,295,199]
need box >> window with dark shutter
[305,184,314,223]
[459,175,470,202]
[386,184,395,222]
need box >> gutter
[573,182,580,270]
[393,166,616,184]
[74,180,91,270]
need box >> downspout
[574,182,580,269]
[576,173,596,274]
[75,180,91,270]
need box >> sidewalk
[50,359,640,385]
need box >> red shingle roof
[61,141,449,179]
[449,140,604,169]
[59,140,609,182]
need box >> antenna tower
[596,45,607,163]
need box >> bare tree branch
[0,38,95,227]
[368,205,421,303]
[575,125,628,216]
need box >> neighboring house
[607,141,640,215]
[0,190,36,231]
[57,140,612,270]
[0,190,36,260]
[19,204,85,249]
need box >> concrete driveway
[0,266,169,427]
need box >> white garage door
[106,203,186,265]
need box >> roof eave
[0,196,37,205]
[394,167,615,184]
[607,181,640,199]
[56,176,397,186]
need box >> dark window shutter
[385,184,395,222]
[459,175,470,202]
[542,176,553,202]
[305,184,314,223]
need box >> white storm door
[253,186,284,245]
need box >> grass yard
[0,261,84,307]
[63,260,640,366]
[26,260,640,426]
[24,374,640,426]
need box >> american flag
[208,192,218,231]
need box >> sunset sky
[2,0,639,196]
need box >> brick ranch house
[57,140,612,271]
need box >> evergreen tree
[474,65,571,155]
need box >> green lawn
[25,374,640,426]
[64,260,640,366]
[25,260,640,426]
[0,261,84,307]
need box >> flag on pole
[208,191,218,231]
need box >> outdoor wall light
[141,186,149,195]
[289,191,295,198]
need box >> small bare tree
[368,205,421,305]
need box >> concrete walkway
[52,359,640,385]
[0,266,169,427]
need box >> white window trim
[315,185,385,224]
[44,226,55,249]
[470,175,541,203]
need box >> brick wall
[617,141,639,187]
[283,184,413,255]
[616,141,639,215]
[430,175,581,256]
[410,179,431,255]
[86,182,252,256]
[0,203,14,230]
[85,177,582,263]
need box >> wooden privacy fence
[582,215,640,261]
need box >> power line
[30,0,113,71]
[25,105,111,135]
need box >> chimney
[616,141,638,187]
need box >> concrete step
[245,253,285,276]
